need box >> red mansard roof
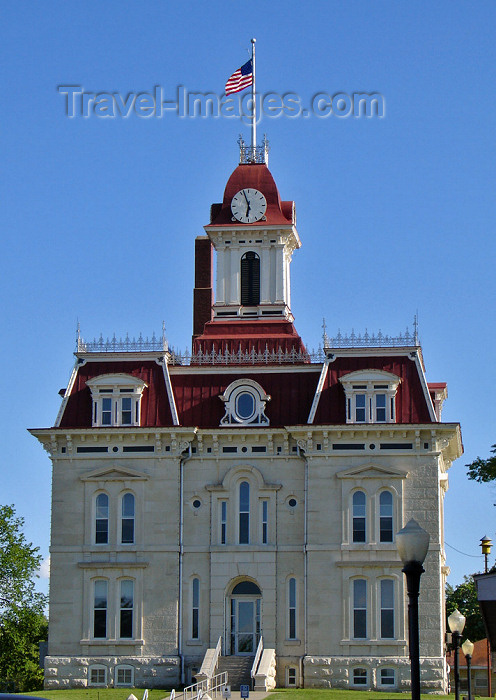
[314,355,433,424]
[56,349,436,429]
[59,360,173,429]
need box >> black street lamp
[462,639,474,700]
[448,609,466,700]
[396,519,430,700]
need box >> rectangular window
[288,578,297,639]
[262,500,268,544]
[375,393,386,421]
[353,579,367,639]
[116,667,133,686]
[355,394,366,422]
[380,579,394,638]
[94,580,108,638]
[239,482,250,544]
[121,397,132,425]
[90,667,107,686]
[192,578,200,639]
[287,667,297,687]
[120,580,134,638]
[380,668,395,686]
[102,398,112,425]
[221,501,227,544]
[353,668,367,685]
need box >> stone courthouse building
[31,143,462,691]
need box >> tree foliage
[466,444,496,482]
[0,504,48,692]
[446,575,486,642]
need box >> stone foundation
[44,655,180,689]
[302,656,446,693]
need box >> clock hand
[242,189,249,204]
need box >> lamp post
[396,519,430,700]
[448,609,466,700]
[480,536,492,697]
[462,639,474,700]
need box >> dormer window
[220,379,270,426]
[339,370,401,424]
[87,374,147,427]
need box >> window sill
[81,638,144,646]
[284,639,302,646]
[186,639,204,646]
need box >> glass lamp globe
[448,609,466,635]
[461,639,474,657]
[396,519,430,564]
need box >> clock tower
[193,140,306,358]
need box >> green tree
[0,504,48,692]
[466,444,496,482]
[446,575,486,642]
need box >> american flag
[225,59,253,95]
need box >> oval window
[235,392,256,421]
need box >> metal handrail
[181,670,228,700]
[251,636,263,679]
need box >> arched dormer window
[220,379,270,426]
[339,370,401,424]
[87,374,147,427]
[241,252,260,306]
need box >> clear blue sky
[2,1,495,594]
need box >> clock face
[231,188,267,223]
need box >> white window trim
[94,491,110,545]
[351,577,368,640]
[378,577,395,639]
[119,578,134,640]
[340,370,401,424]
[89,664,108,687]
[115,664,135,687]
[378,667,396,688]
[286,666,298,687]
[351,667,368,687]
[87,374,147,428]
[219,378,270,426]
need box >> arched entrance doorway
[228,580,262,655]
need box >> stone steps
[217,656,254,690]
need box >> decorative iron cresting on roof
[323,318,420,350]
[76,323,168,353]
[238,134,269,165]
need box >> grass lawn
[23,690,458,700]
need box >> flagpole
[251,37,256,159]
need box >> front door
[231,597,261,655]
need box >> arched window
[120,579,134,639]
[380,579,394,639]
[192,578,200,639]
[93,579,108,638]
[121,493,135,544]
[288,578,297,640]
[379,491,393,542]
[352,491,366,542]
[241,252,260,306]
[239,481,250,544]
[95,493,109,544]
[353,579,367,639]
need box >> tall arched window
[239,481,250,544]
[120,579,134,639]
[93,579,108,638]
[380,579,394,638]
[352,491,366,543]
[95,493,109,544]
[353,578,367,639]
[288,577,297,639]
[121,493,135,544]
[241,252,260,306]
[379,491,393,542]
[192,578,200,639]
